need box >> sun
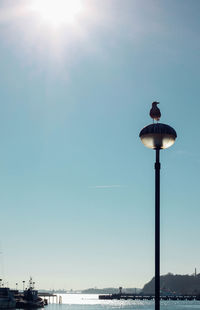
[30,0,83,26]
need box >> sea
[44,293,200,310]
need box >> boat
[0,287,16,309]
[16,278,45,308]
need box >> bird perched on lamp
[150,101,161,122]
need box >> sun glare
[30,0,83,26]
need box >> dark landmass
[81,287,141,294]
[143,273,200,295]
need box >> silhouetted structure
[139,102,177,310]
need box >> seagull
[149,101,161,122]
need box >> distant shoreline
[40,288,141,295]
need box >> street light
[139,103,177,310]
[23,281,25,291]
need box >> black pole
[155,148,160,310]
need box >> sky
[0,0,200,290]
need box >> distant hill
[81,287,141,294]
[143,273,200,295]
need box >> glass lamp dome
[139,123,177,149]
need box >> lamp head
[140,123,177,149]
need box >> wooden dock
[99,293,200,301]
[38,292,59,304]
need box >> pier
[38,292,59,304]
[99,293,200,301]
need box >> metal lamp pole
[139,102,177,310]
[155,148,160,310]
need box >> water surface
[45,293,200,310]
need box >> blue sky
[0,0,200,290]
